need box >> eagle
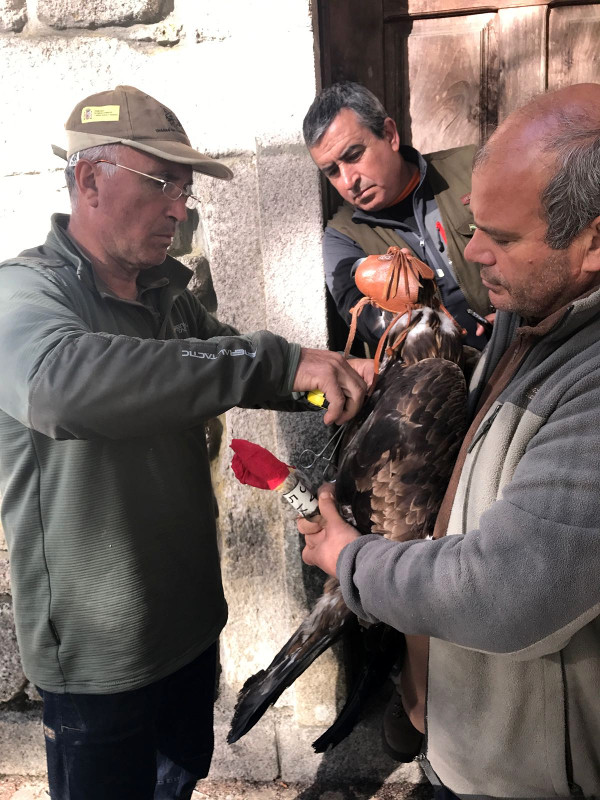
[228,246,469,752]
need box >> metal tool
[297,424,346,483]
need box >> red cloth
[230,438,291,490]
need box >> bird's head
[383,307,465,369]
[350,247,465,372]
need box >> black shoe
[381,687,423,762]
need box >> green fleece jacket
[0,214,301,694]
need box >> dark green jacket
[0,214,300,693]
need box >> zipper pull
[468,404,502,453]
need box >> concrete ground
[0,776,434,800]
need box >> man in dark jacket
[303,82,493,352]
[299,83,600,800]
[0,85,370,800]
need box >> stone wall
[0,0,422,788]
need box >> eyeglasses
[93,160,200,209]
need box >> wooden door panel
[497,5,547,120]
[386,0,550,16]
[385,14,496,152]
[548,5,600,88]
[318,0,385,99]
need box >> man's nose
[465,228,495,265]
[338,163,359,191]
[167,196,189,223]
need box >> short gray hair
[303,82,389,149]
[540,113,600,249]
[65,143,121,206]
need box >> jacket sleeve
[0,265,301,440]
[323,227,388,351]
[189,293,242,340]
[337,368,600,660]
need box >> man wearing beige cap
[0,85,370,800]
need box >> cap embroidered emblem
[81,105,120,124]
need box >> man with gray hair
[303,82,493,353]
[0,85,370,800]
[299,83,600,799]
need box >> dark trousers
[37,642,217,800]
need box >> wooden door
[315,0,600,348]
[317,0,600,153]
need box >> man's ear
[74,160,100,208]
[383,117,400,152]
[581,216,600,275]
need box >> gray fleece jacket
[0,214,301,694]
[337,287,600,798]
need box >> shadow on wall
[169,209,218,312]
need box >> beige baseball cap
[52,85,233,180]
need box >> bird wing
[228,577,353,744]
[335,357,468,542]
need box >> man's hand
[297,484,360,577]
[293,348,368,425]
[347,357,375,390]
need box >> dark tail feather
[312,624,405,753]
[228,582,353,744]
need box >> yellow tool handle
[306,390,328,408]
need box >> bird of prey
[228,247,469,751]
